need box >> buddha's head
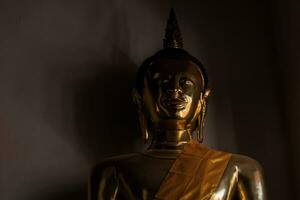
[133,9,210,143]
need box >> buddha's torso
[90,153,175,200]
[89,149,256,200]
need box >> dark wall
[274,0,300,198]
[0,0,296,199]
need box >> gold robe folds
[155,140,231,200]
[90,141,232,200]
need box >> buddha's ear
[199,88,210,105]
[132,88,142,109]
[132,88,149,143]
[196,89,210,143]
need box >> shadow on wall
[72,61,142,162]
[34,50,142,200]
[33,183,86,200]
[63,48,144,164]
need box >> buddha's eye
[180,78,194,87]
[153,73,160,80]
[162,79,169,84]
[161,75,172,85]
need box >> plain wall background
[0,0,298,199]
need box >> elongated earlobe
[132,89,149,143]
[197,89,209,143]
[139,112,149,143]
[197,100,206,143]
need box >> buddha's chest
[116,158,175,199]
[114,153,234,200]
[115,170,235,200]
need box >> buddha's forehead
[147,58,204,84]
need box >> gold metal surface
[89,9,266,200]
[154,140,231,200]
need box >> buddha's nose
[167,79,182,98]
[171,89,183,99]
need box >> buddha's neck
[143,129,191,159]
[148,129,191,151]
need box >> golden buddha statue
[89,9,266,200]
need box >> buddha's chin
[165,113,186,120]
[153,118,192,130]
[163,108,190,119]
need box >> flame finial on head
[163,8,183,49]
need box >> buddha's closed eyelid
[153,73,160,79]
[159,75,172,82]
[162,79,169,84]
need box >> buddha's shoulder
[230,153,262,167]
[206,146,263,172]
[227,153,263,173]
[91,153,143,174]
[206,146,262,168]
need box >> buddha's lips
[162,97,187,110]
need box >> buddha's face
[143,59,205,129]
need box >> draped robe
[154,140,231,199]
[90,141,232,200]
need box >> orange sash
[155,140,231,200]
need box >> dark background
[0,0,299,199]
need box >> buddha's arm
[88,165,119,200]
[236,156,267,200]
